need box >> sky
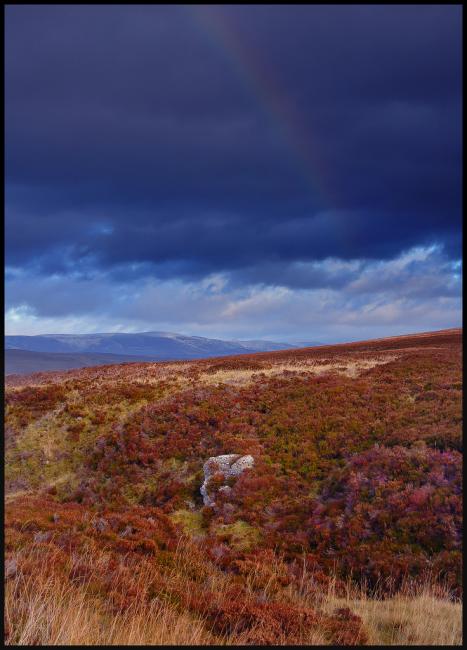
[5,4,462,343]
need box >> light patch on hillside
[198,354,399,386]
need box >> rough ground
[4,328,462,645]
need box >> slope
[4,328,462,645]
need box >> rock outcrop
[201,454,254,506]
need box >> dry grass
[198,355,399,386]
[4,547,221,646]
[5,578,219,645]
[5,544,462,646]
[320,583,462,646]
[279,562,462,646]
[343,592,462,645]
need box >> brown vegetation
[4,328,463,644]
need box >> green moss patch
[170,509,205,536]
[214,520,261,551]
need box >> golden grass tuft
[320,582,462,646]
[5,544,462,646]
[4,550,220,646]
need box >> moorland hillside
[4,328,462,645]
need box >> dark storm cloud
[5,4,462,281]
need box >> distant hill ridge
[5,331,322,375]
[5,331,301,356]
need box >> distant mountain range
[4,331,322,375]
[5,349,155,375]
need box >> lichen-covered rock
[201,454,254,506]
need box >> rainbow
[188,5,331,207]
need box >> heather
[4,328,463,644]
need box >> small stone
[211,543,228,560]
[94,517,108,533]
[52,513,60,523]
[5,559,17,580]
[201,453,254,506]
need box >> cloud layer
[5,5,462,339]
